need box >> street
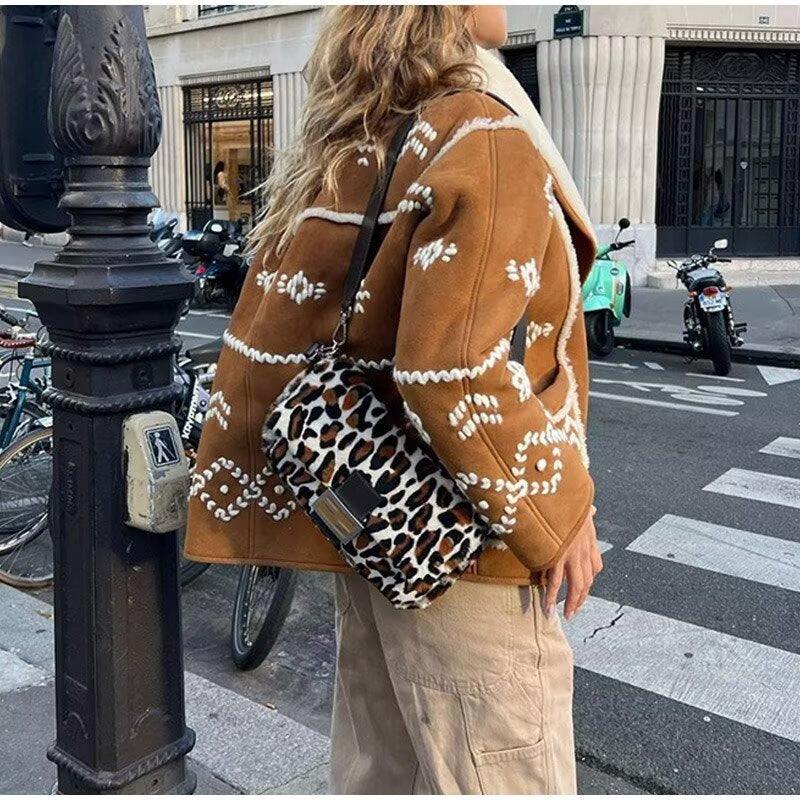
[1,271,799,793]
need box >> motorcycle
[668,239,746,376]
[148,210,185,259]
[582,217,633,357]
[181,219,247,308]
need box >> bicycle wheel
[0,426,53,588]
[230,565,297,671]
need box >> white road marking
[589,360,637,370]
[592,378,765,407]
[177,329,218,341]
[565,596,800,741]
[760,437,800,461]
[589,391,738,417]
[686,372,746,383]
[598,540,613,555]
[186,309,231,320]
[644,361,664,371]
[758,365,800,386]
[627,514,800,593]
[704,468,800,510]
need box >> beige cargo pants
[330,571,576,794]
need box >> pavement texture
[0,583,329,794]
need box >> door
[657,47,800,257]
[183,78,273,233]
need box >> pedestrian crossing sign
[145,425,181,468]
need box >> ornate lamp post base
[11,6,196,794]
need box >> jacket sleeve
[393,114,595,571]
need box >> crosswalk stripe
[589,391,738,417]
[704,468,800,510]
[565,595,800,742]
[589,360,637,370]
[598,540,613,555]
[626,514,800,593]
[760,437,800,461]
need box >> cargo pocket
[473,738,549,795]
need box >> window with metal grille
[197,5,257,18]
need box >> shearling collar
[476,46,595,244]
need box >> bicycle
[179,336,299,672]
[0,338,217,589]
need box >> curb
[0,265,29,280]
[616,334,800,369]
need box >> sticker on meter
[146,425,181,468]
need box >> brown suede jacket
[185,89,597,585]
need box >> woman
[185,6,603,794]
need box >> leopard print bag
[262,105,526,609]
[262,357,496,608]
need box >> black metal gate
[657,47,800,257]
[183,78,273,231]
[504,46,540,111]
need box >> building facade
[144,4,800,284]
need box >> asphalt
[1,247,800,793]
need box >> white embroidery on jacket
[506,360,533,403]
[505,258,540,297]
[294,207,398,229]
[398,182,433,213]
[354,279,371,315]
[356,143,375,167]
[189,457,296,523]
[223,329,393,371]
[206,390,231,430]
[400,120,438,161]
[527,320,554,346]
[394,337,511,386]
[544,173,557,218]
[412,239,457,271]
[256,270,277,294]
[430,115,526,167]
[276,271,326,304]
[448,394,503,440]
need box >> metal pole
[18,6,196,794]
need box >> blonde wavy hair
[246,5,482,258]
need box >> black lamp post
[1,5,195,793]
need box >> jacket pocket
[473,738,549,794]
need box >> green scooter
[582,217,633,357]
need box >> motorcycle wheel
[705,311,732,376]
[200,281,215,307]
[230,565,297,671]
[585,310,615,357]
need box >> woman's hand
[544,506,603,620]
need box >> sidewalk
[619,285,800,366]
[0,241,57,281]
[0,577,642,795]
[0,582,330,794]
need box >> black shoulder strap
[340,115,416,316]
